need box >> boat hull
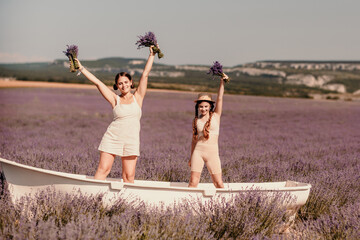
[0,158,311,209]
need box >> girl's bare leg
[211,173,224,188]
[188,171,201,187]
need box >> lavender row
[0,88,359,238]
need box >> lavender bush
[136,31,164,59]
[63,45,79,72]
[208,61,230,83]
[0,88,359,239]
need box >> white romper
[98,95,142,156]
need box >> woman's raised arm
[75,59,117,108]
[134,46,156,108]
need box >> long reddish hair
[192,101,215,141]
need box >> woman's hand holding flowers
[149,45,156,56]
[72,58,85,76]
[74,58,84,70]
[136,32,164,59]
[63,45,79,72]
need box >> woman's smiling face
[117,76,132,94]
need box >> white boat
[0,158,311,211]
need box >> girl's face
[117,76,132,93]
[198,101,211,117]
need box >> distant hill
[1,58,360,98]
[260,60,360,64]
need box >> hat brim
[194,100,215,103]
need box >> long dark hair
[113,72,134,90]
[192,101,215,141]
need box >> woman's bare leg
[122,156,137,183]
[94,152,115,180]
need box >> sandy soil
[2,80,358,102]
[0,80,96,89]
[0,79,195,94]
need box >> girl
[188,74,228,188]
[74,46,156,182]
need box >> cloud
[0,52,50,63]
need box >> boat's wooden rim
[0,158,311,194]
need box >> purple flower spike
[63,45,79,72]
[136,32,164,59]
[63,45,79,58]
[208,61,223,76]
[136,32,158,49]
[208,61,230,82]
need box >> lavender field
[0,87,359,239]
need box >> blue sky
[1,0,359,66]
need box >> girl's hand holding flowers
[136,32,164,59]
[208,61,230,83]
[221,73,229,82]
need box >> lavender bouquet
[63,45,79,72]
[136,32,164,59]
[208,61,230,83]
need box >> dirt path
[3,80,358,102]
[0,80,96,89]
[0,79,195,94]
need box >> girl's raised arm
[214,74,228,117]
[75,59,117,108]
[134,46,156,108]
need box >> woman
[74,46,156,182]
[188,74,228,188]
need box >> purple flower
[63,45,79,72]
[136,32,157,49]
[1,88,360,238]
[136,32,164,59]
[208,61,223,76]
[208,61,230,82]
[63,45,79,58]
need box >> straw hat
[194,93,215,103]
